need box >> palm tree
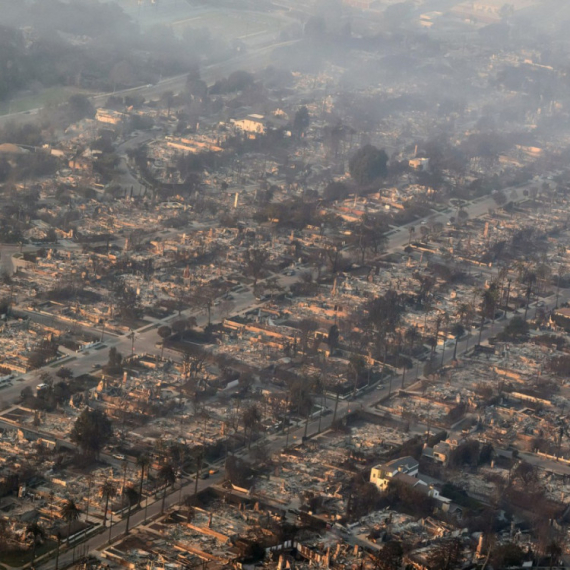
[123,486,139,535]
[136,454,150,508]
[61,499,81,546]
[241,404,262,450]
[26,521,45,565]
[54,530,63,570]
[100,481,117,528]
[158,463,176,514]
[451,323,465,361]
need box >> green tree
[348,144,389,186]
[70,408,113,458]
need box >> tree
[327,324,340,351]
[498,316,529,342]
[123,486,139,534]
[546,539,562,570]
[354,213,388,262]
[61,499,81,546]
[160,90,175,117]
[457,209,469,224]
[371,541,403,570]
[512,460,538,487]
[113,279,142,321]
[100,481,116,528]
[242,404,262,449]
[66,94,96,124]
[157,325,172,340]
[225,455,254,487]
[171,320,189,335]
[450,323,465,360]
[449,440,480,468]
[70,408,113,458]
[26,521,45,565]
[105,346,123,375]
[348,144,389,186]
[157,325,172,357]
[158,463,176,513]
[494,191,507,206]
[244,247,269,286]
[136,454,150,508]
[323,181,349,202]
[54,530,63,570]
[490,543,524,569]
[56,366,73,380]
[427,537,463,570]
[297,318,318,355]
[293,106,310,138]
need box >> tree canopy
[349,144,389,186]
[70,407,113,457]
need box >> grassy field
[171,10,283,40]
[0,86,93,116]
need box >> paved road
[385,184,534,252]
[0,37,299,129]
[29,289,570,570]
